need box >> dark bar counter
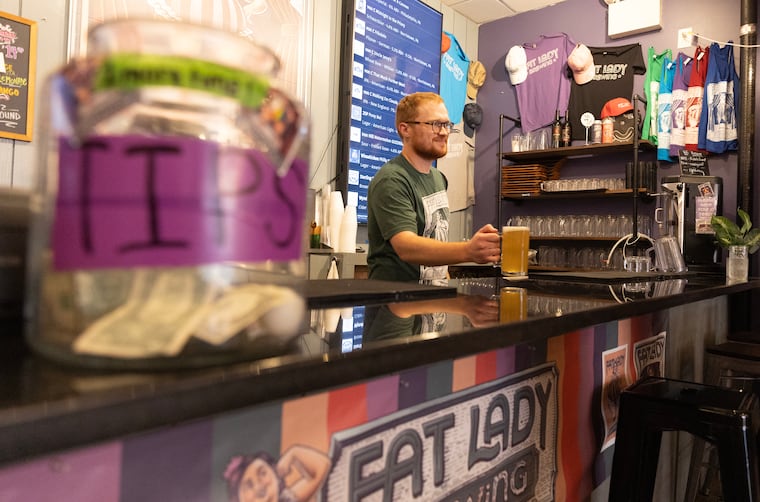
[0,269,757,499]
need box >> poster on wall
[633,331,667,379]
[0,12,36,142]
[600,344,630,451]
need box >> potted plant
[710,208,760,284]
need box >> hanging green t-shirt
[642,46,673,144]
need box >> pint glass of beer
[501,226,530,276]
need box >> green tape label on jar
[93,53,270,109]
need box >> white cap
[505,45,528,85]
[568,43,595,85]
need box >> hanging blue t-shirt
[656,57,676,161]
[698,42,739,153]
[439,31,469,124]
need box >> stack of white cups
[319,185,331,247]
[338,205,358,253]
[328,192,344,250]
[319,185,357,253]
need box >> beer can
[602,117,614,144]
[592,120,602,144]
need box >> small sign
[695,189,718,234]
[678,149,709,176]
[0,12,36,141]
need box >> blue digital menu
[340,306,365,353]
[343,0,442,223]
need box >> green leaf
[745,228,760,254]
[737,208,753,236]
[711,215,741,244]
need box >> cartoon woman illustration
[224,445,331,502]
[432,208,449,243]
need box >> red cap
[601,97,634,118]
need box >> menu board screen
[337,0,442,224]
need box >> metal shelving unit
[496,111,656,229]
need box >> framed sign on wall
[0,12,37,142]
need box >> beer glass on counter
[501,226,530,277]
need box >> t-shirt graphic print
[420,190,449,285]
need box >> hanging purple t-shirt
[669,52,694,157]
[514,33,576,133]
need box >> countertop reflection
[312,274,689,356]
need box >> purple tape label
[53,135,307,270]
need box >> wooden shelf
[501,140,655,163]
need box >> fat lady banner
[322,363,558,501]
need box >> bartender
[367,92,500,284]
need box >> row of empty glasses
[506,214,652,239]
[541,177,626,192]
[511,129,549,152]
[528,295,611,317]
[537,245,627,270]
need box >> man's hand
[467,224,501,264]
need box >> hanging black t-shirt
[568,43,646,140]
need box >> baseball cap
[601,97,634,118]
[505,46,527,85]
[463,103,483,138]
[467,61,486,99]
[441,32,451,54]
[567,43,595,85]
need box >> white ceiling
[440,0,567,24]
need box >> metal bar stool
[608,376,760,502]
[684,340,760,500]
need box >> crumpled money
[73,269,305,358]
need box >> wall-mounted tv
[336,0,443,224]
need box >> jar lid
[86,18,280,78]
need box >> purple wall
[473,0,756,231]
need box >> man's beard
[414,139,448,161]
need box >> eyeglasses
[406,120,455,133]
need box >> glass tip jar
[26,19,311,369]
